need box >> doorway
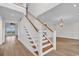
[5,23,18,43]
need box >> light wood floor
[0,36,79,56]
[0,36,33,56]
[46,37,79,56]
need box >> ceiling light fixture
[73,4,77,7]
[59,18,64,28]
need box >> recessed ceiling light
[73,4,77,7]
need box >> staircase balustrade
[21,12,56,56]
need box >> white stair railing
[47,31,56,50]
[41,25,56,50]
[38,29,43,56]
[39,25,56,55]
[14,3,56,55]
[24,12,56,56]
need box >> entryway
[5,23,18,43]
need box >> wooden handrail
[28,12,54,32]
[25,15,39,32]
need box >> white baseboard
[57,35,79,40]
[0,42,3,45]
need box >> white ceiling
[0,3,26,15]
[28,3,60,16]
[0,6,24,23]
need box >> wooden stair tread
[27,34,30,36]
[42,38,47,40]
[30,41,34,44]
[42,37,48,41]
[26,31,28,33]
[43,39,47,41]
[34,51,38,55]
[32,45,36,49]
[43,44,53,52]
[43,41,50,45]
[42,39,48,43]
[28,37,32,39]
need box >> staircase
[24,28,38,55]
[19,12,56,56]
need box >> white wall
[56,22,79,39]
[0,16,3,44]
[2,19,5,44]
[37,18,79,39]
[38,3,79,40]
[29,3,60,17]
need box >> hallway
[0,36,33,56]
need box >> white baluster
[53,31,56,50]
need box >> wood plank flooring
[45,37,79,56]
[0,36,33,56]
[0,36,79,56]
